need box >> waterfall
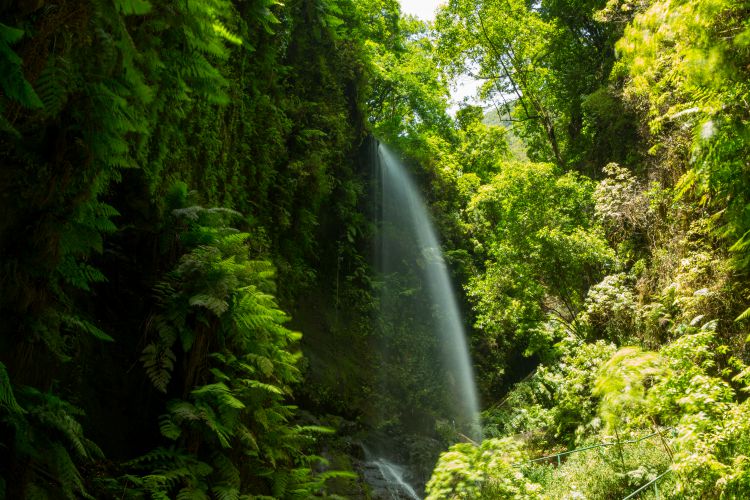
[366,141,481,498]
[376,143,480,437]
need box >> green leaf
[0,362,22,413]
[0,23,43,109]
[61,314,114,341]
[736,306,750,322]
[159,414,182,440]
[245,380,284,395]
[114,0,152,15]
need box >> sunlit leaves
[594,346,661,430]
[426,438,544,499]
[466,162,613,353]
[616,0,750,281]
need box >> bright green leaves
[466,162,613,364]
[590,328,750,497]
[212,21,243,45]
[455,106,511,183]
[436,0,562,164]
[594,346,661,430]
[616,0,750,281]
[359,0,453,147]
[482,338,617,444]
[426,438,544,499]
[423,0,750,496]
[435,0,636,169]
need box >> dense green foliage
[423,0,750,498]
[2,0,750,498]
[0,0,370,497]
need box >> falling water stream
[366,142,481,498]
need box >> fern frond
[57,256,107,292]
[189,293,229,316]
[61,314,114,342]
[212,484,240,500]
[318,470,359,481]
[159,414,182,440]
[113,0,152,16]
[191,383,245,409]
[244,380,283,395]
[736,306,750,322]
[272,471,290,498]
[295,425,336,436]
[235,424,259,451]
[141,343,176,392]
[35,55,73,117]
[0,23,43,109]
[167,401,202,422]
[143,487,171,500]
[245,353,274,376]
[49,441,87,499]
[212,21,243,46]
[211,453,240,498]
[126,447,184,468]
[176,486,210,500]
[674,168,698,201]
[0,362,23,413]
[196,405,233,448]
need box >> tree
[465,161,613,394]
[436,0,564,165]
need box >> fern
[60,314,114,342]
[0,387,100,499]
[0,362,22,413]
[736,306,750,322]
[35,55,74,117]
[177,486,211,500]
[273,471,291,498]
[113,0,152,15]
[141,343,176,393]
[244,380,284,395]
[57,257,107,291]
[211,453,241,500]
[50,441,90,499]
[189,293,229,316]
[295,425,336,436]
[167,400,202,422]
[212,21,243,46]
[159,414,182,440]
[0,23,43,110]
[130,202,342,497]
[126,448,213,498]
[191,383,246,409]
[235,423,259,451]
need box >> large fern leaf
[0,362,22,413]
[141,343,176,392]
[35,55,73,117]
[0,23,43,109]
[60,314,114,342]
